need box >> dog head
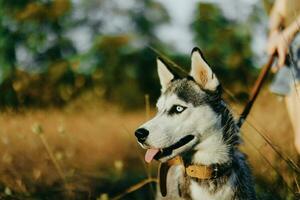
[135,47,225,163]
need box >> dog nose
[135,128,149,143]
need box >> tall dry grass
[0,89,299,199]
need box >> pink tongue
[145,149,160,163]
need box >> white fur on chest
[193,130,230,165]
[190,132,234,200]
[190,178,234,200]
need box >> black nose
[135,128,149,143]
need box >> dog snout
[135,128,149,143]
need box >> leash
[237,54,275,127]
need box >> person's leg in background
[285,84,300,155]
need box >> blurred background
[0,0,299,199]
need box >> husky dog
[134,48,256,200]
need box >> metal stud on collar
[213,165,218,179]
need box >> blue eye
[169,105,187,115]
[176,105,184,113]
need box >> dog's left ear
[157,58,174,92]
[190,47,219,91]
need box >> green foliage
[0,0,169,108]
[192,3,258,97]
[0,1,262,108]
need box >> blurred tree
[0,0,169,108]
[82,0,170,107]
[0,0,266,108]
[191,3,258,98]
[0,0,78,107]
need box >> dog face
[135,48,222,163]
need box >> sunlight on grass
[0,90,298,199]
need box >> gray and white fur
[134,48,256,200]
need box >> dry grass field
[0,89,299,200]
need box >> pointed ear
[157,58,174,92]
[190,48,219,91]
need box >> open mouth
[145,135,195,163]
